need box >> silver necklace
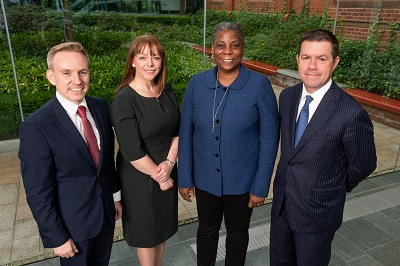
[212,75,229,133]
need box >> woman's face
[211,29,244,74]
[131,44,162,82]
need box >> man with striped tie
[270,29,376,266]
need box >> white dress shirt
[296,79,332,123]
[56,92,121,201]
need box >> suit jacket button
[216,168,220,172]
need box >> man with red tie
[18,42,122,265]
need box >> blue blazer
[272,82,376,234]
[178,65,279,197]
[19,96,119,248]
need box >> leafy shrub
[163,40,213,85]
[245,15,326,69]
[3,4,47,33]
[155,24,203,44]
[88,55,126,105]
[1,6,399,103]
[0,96,24,140]
[231,11,284,37]
[333,15,400,99]
[75,11,103,27]
[333,39,365,83]
[1,30,210,111]
[8,31,65,57]
[74,30,132,56]
[1,6,399,139]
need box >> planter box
[346,89,400,130]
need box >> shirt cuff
[113,191,121,202]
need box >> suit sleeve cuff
[113,191,121,201]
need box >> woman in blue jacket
[178,21,279,266]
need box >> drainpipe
[333,0,340,34]
[284,0,291,22]
[227,0,233,19]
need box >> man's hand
[114,201,123,221]
[53,238,78,258]
[179,187,196,202]
[248,193,265,208]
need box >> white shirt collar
[56,91,88,115]
[296,79,332,121]
[300,79,332,104]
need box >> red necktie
[77,106,100,168]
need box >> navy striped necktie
[294,95,313,147]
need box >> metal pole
[333,0,340,35]
[395,144,400,170]
[202,0,206,70]
[1,0,24,123]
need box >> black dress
[112,84,180,247]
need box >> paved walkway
[27,171,400,265]
[0,85,399,265]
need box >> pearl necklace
[212,75,229,133]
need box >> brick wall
[206,0,400,43]
[362,104,400,130]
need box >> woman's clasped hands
[151,160,174,191]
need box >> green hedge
[1,5,399,139]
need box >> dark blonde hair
[115,34,167,94]
[47,42,89,70]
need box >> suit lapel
[292,84,341,156]
[51,97,97,170]
[288,85,302,150]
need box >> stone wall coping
[241,59,279,75]
[346,89,400,115]
[277,69,298,79]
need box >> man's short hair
[298,29,339,59]
[47,42,89,70]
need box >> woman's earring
[210,53,214,59]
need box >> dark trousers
[195,187,253,266]
[269,203,335,266]
[60,210,115,266]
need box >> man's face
[296,41,339,93]
[46,51,90,105]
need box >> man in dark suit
[270,29,376,265]
[18,42,122,265]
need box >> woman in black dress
[112,34,180,265]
